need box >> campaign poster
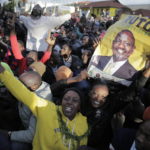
[88,15,150,86]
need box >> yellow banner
[88,15,150,86]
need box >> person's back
[20,15,52,52]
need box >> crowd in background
[0,3,150,150]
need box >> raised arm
[8,14,24,60]
[51,69,88,94]
[10,30,24,60]
[126,68,150,96]
[0,63,53,117]
[46,14,71,29]
[40,31,56,63]
[112,68,150,113]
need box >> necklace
[57,108,90,150]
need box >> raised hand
[143,67,150,78]
[92,36,100,49]
[45,30,56,46]
[76,70,89,82]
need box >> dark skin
[112,30,135,62]
[135,120,150,150]
[26,51,38,66]
[62,90,81,120]
[61,44,72,61]
[0,64,83,121]
[81,50,92,65]
[88,66,150,109]
[82,36,89,46]
[6,15,38,67]
[1,63,150,142]
[10,28,56,67]
[0,67,40,137]
[89,85,109,108]
[26,30,56,66]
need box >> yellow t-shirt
[0,62,13,86]
[0,71,88,150]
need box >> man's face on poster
[112,30,135,62]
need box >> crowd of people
[0,3,150,150]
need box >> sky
[119,0,150,5]
[1,0,150,6]
[39,0,150,5]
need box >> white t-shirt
[20,14,71,52]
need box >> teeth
[94,101,100,105]
[118,49,124,54]
[65,107,72,111]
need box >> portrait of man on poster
[90,30,137,80]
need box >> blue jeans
[0,132,32,150]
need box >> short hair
[82,35,89,40]
[19,71,42,88]
[114,30,135,47]
[30,50,38,54]
[62,87,84,103]
[61,88,84,110]
[62,43,72,51]
[27,50,38,57]
[92,79,108,88]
